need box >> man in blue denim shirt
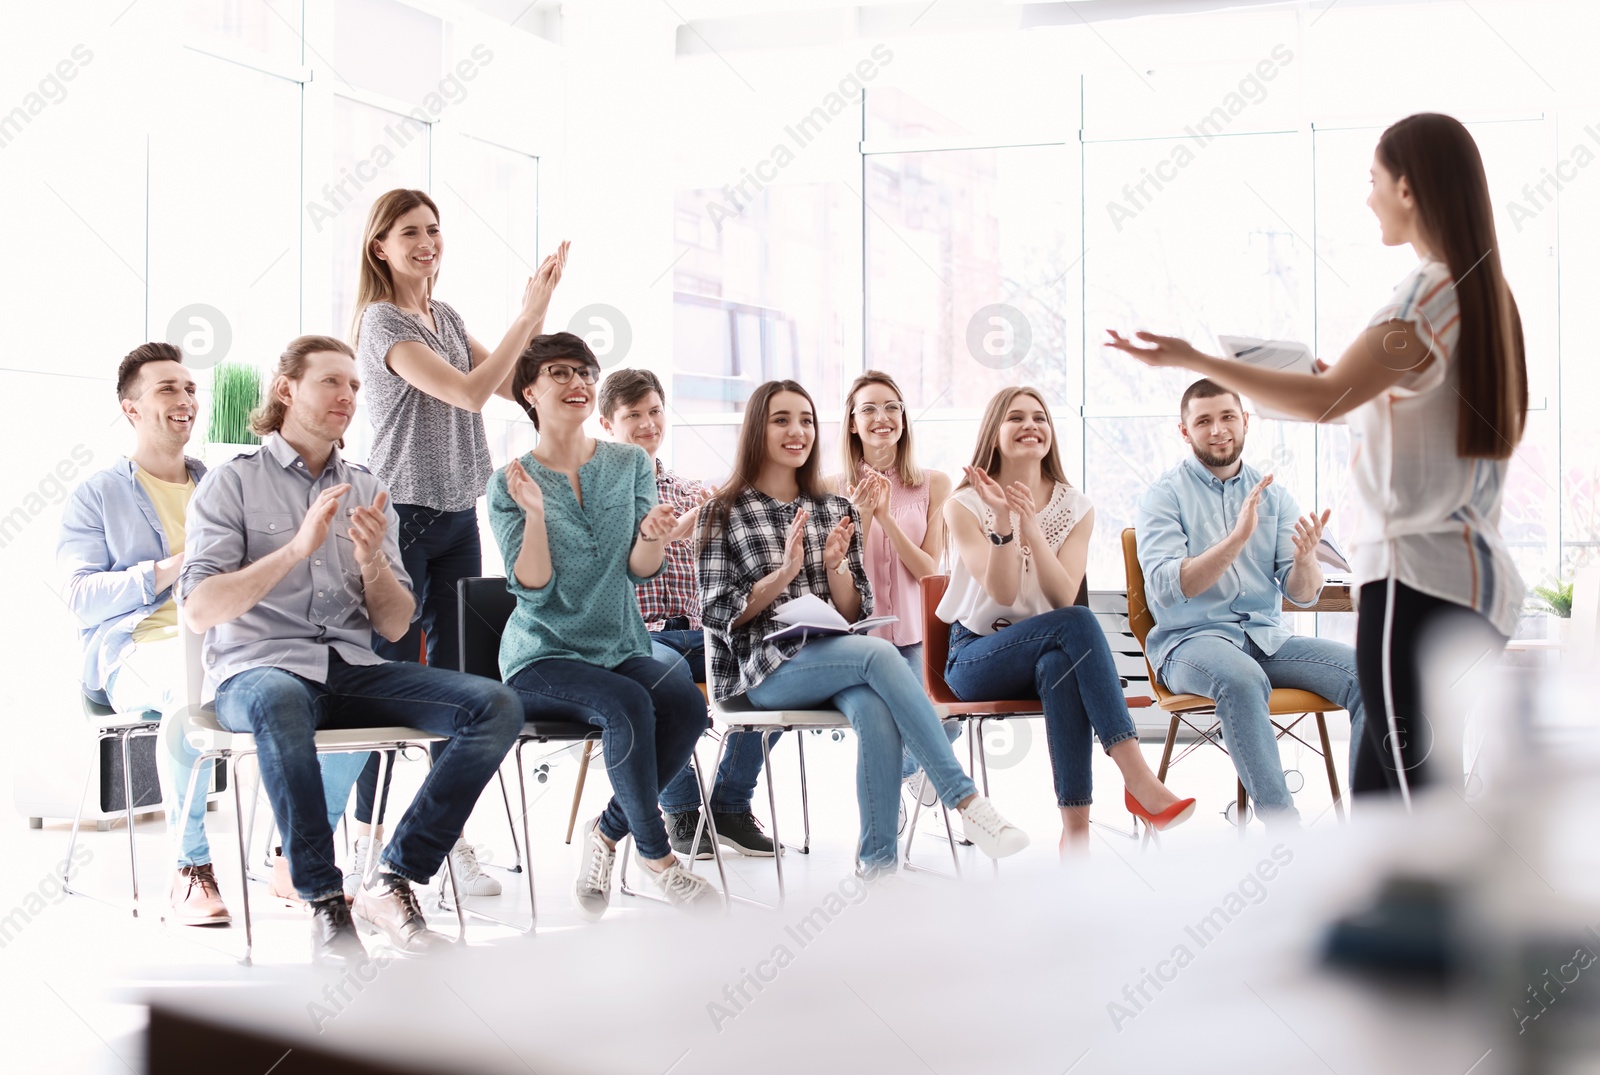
[1136,380,1364,825]
[179,335,521,964]
[58,342,230,924]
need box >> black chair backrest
[1074,575,1089,608]
[458,576,517,682]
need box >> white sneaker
[905,771,939,808]
[640,853,719,913]
[573,817,615,922]
[342,836,373,901]
[446,838,502,897]
[958,796,1030,859]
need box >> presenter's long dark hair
[1375,113,1526,459]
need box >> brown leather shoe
[269,847,303,906]
[352,877,451,955]
[271,847,355,906]
[169,864,231,926]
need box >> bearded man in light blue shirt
[1136,380,1364,825]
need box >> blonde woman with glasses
[835,371,959,814]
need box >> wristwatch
[987,529,1015,546]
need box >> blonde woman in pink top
[836,371,959,795]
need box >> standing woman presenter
[1107,113,1526,801]
[348,187,568,892]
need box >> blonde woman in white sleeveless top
[938,387,1196,852]
[1108,113,1526,801]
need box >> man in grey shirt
[180,334,520,964]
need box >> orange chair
[1120,528,1345,829]
[920,574,1052,798]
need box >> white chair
[175,616,463,964]
[630,695,954,907]
[61,693,163,916]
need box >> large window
[844,5,1588,609]
[669,182,857,487]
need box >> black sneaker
[310,894,368,967]
[667,811,714,861]
[714,810,778,857]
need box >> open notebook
[763,593,898,643]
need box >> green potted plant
[1529,578,1574,645]
[1530,580,1574,619]
[203,362,263,467]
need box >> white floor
[0,718,1357,1074]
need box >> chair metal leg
[120,730,141,917]
[230,754,254,966]
[63,734,97,899]
[495,768,523,873]
[365,749,393,888]
[1156,715,1179,783]
[425,752,468,944]
[1315,713,1345,823]
[761,731,785,906]
[903,781,964,880]
[795,730,811,855]
[516,741,537,930]
[690,733,732,911]
[565,741,595,844]
[941,802,961,875]
[974,718,991,796]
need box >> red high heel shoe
[1125,789,1196,831]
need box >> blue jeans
[104,639,364,868]
[356,504,483,824]
[1160,633,1365,821]
[214,652,522,901]
[652,631,774,816]
[944,606,1137,809]
[746,635,977,873]
[508,655,707,861]
[649,625,705,684]
[891,642,962,779]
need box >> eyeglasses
[854,402,905,421]
[542,363,599,385]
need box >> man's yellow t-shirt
[131,468,196,643]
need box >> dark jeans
[651,625,773,815]
[507,655,707,860]
[1352,579,1506,797]
[944,606,1138,808]
[357,504,482,825]
[213,651,521,900]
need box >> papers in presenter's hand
[1215,335,1344,424]
[1315,532,1352,573]
[763,593,899,643]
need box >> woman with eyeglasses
[699,379,1029,880]
[490,333,717,918]
[835,371,960,812]
[939,387,1195,853]
[346,187,568,897]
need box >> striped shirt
[635,460,706,630]
[1347,256,1525,637]
[697,488,870,702]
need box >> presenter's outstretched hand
[1103,329,1206,369]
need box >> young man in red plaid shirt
[598,369,777,859]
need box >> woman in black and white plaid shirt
[697,380,1029,878]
